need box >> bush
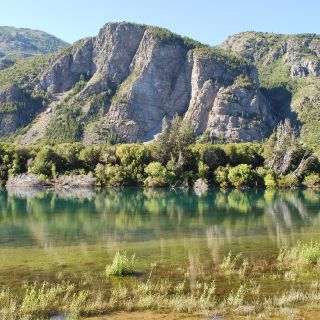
[264,172,278,189]
[144,162,173,187]
[278,241,320,268]
[198,160,209,180]
[278,174,300,189]
[228,164,258,188]
[214,166,230,188]
[28,147,63,178]
[79,146,101,171]
[106,251,136,276]
[303,173,320,188]
[105,164,127,187]
[116,144,151,185]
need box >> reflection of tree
[0,188,319,255]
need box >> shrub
[28,147,63,178]
[116,144,151,185]
[106,251,136,276]
[278,241,320,268]
[214,166,230,188]
[79,146,101,171]
[228,164,258,188]
[264,172,278,189]
[303,173,320,188]
[144,162,173,187]
[278,174,300,189]
[198,160,209,180]
[105,164,127,187]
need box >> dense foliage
[0,116,319,189]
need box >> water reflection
[0,188,319,250]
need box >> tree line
[1,116,320,189]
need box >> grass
[1,273,320,319]
[105,251,136,276]
[1,242,320,319]
[220,251,249,278]
[278,241,320,268]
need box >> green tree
[228,164,258,188]
[144,162,173,187]
[79,146,101,172]
[152,115,195,164]
[29,147,63,177]
[214,166,230,188]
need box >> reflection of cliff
[0,189,319,252]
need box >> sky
[1,0,320,45]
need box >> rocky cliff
[220,32,320,153]
[0,23,275,144]
[221,32,320,77]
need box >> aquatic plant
[220,251,249,277]
[106,251,136,276]
[278,241,320,268]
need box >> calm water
[1,188,320,288]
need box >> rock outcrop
[0,24,279,143]
[220,32,320,78]
[220,32,320,153]
[16,22,272,143]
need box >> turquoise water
[0,188,320,288]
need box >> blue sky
[2,0,319,45]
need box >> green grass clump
[278,241,320,268]
[220,251,249,277]
[106,251,136,276]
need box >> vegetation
[146,26,203,49]
[45,103,83,143]
[278,241,320,268]
[1,241,320,319]
[0,54,52,88]
[0,26,68,61]
[106,251,136,276]
[0,115,318,188]
[193,46,251,72]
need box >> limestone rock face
[39,38,94,93]
[1,23,277,143]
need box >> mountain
[0,22,275,145]
[220,32,320,153]
[0,26,69,68]
[0,23,319,150]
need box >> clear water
[0,188,320,288]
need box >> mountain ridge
[0,26,69,69]
[0,22,319,152]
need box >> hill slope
[0,26,69,68]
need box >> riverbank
[1,243,320,319]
